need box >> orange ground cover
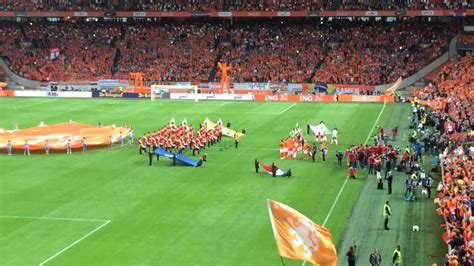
[0,122,130,151]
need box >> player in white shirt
[331,128,338,145]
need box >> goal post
[151,84,199,102]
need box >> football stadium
[0,1,473,266]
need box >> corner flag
[267,199,337,266]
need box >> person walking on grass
[384,201,391,230]
[346,242,356,266]
[392,245,402,266]
[369,248,381,266]
[386,171,393,194]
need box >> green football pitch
[0,98,434,265]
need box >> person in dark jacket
[254,159,259,173]
[336,151,343,166]
[369,248,381,266]
[386,171,393,194]
[346,244,356,266]
[148,149,154,166]
[271,162,276,178]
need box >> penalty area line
[0,215,111,266]
[302,102,386,266]
[38,220,111,266]
[278,103,297,114]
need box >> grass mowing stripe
[302,102,386,266]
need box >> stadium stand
[413,52,473,265]
[312,21,454,85]
[458,33,474,45]
[0,0,471,11]
[0,19,458,84]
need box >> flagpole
[267,199,286,266]
[279,256,286,266]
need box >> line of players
[5,130,133,156]
[138,121,223,156]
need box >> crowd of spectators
[0,20,458,84]
[0,21,224,82]
[217,21,324,83]
[413,53,473,265]
[313,21,455,85]
[0,0,471,11]
[458,33,474,45]
[114,22,224,82]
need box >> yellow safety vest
[393,249,402,263]
[411,130,417,138]
[383,204,390,217]
[411,173,417,181]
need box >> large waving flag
[384,77,402,96]
[50,48,60,62]
[267,199,337,266]
[260,162,287,176]
[309,122,331,135]
[203,118,245,138]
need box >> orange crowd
[414,53,473,265]
[0,0,469,11]
[458,34,474,45]
[313,21,455,85]
[0,20,459,84]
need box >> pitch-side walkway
[336,103,446,265]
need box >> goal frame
[150,84,199,102]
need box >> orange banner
[0,122,129,151]
[338,95,395,102]
[253,94,393,102]
[254,94,335,102]
[267,199,337,266]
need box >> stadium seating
[458,34,474,45]
[0,0,469,11]
[0,20,457,84]
[414,53,473,265]
[313,21,455,85]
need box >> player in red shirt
[348,166,356,179]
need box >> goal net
[151,84,199,102]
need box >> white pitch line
[302,102,386,266]
[38,220,111,266]
[322,102,386,226]
[0,215,111,266]
[279,103,297,114]
[0,215,109,223]
[220,101,230,106]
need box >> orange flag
[384,77,402,96]
[267,199,337,266]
